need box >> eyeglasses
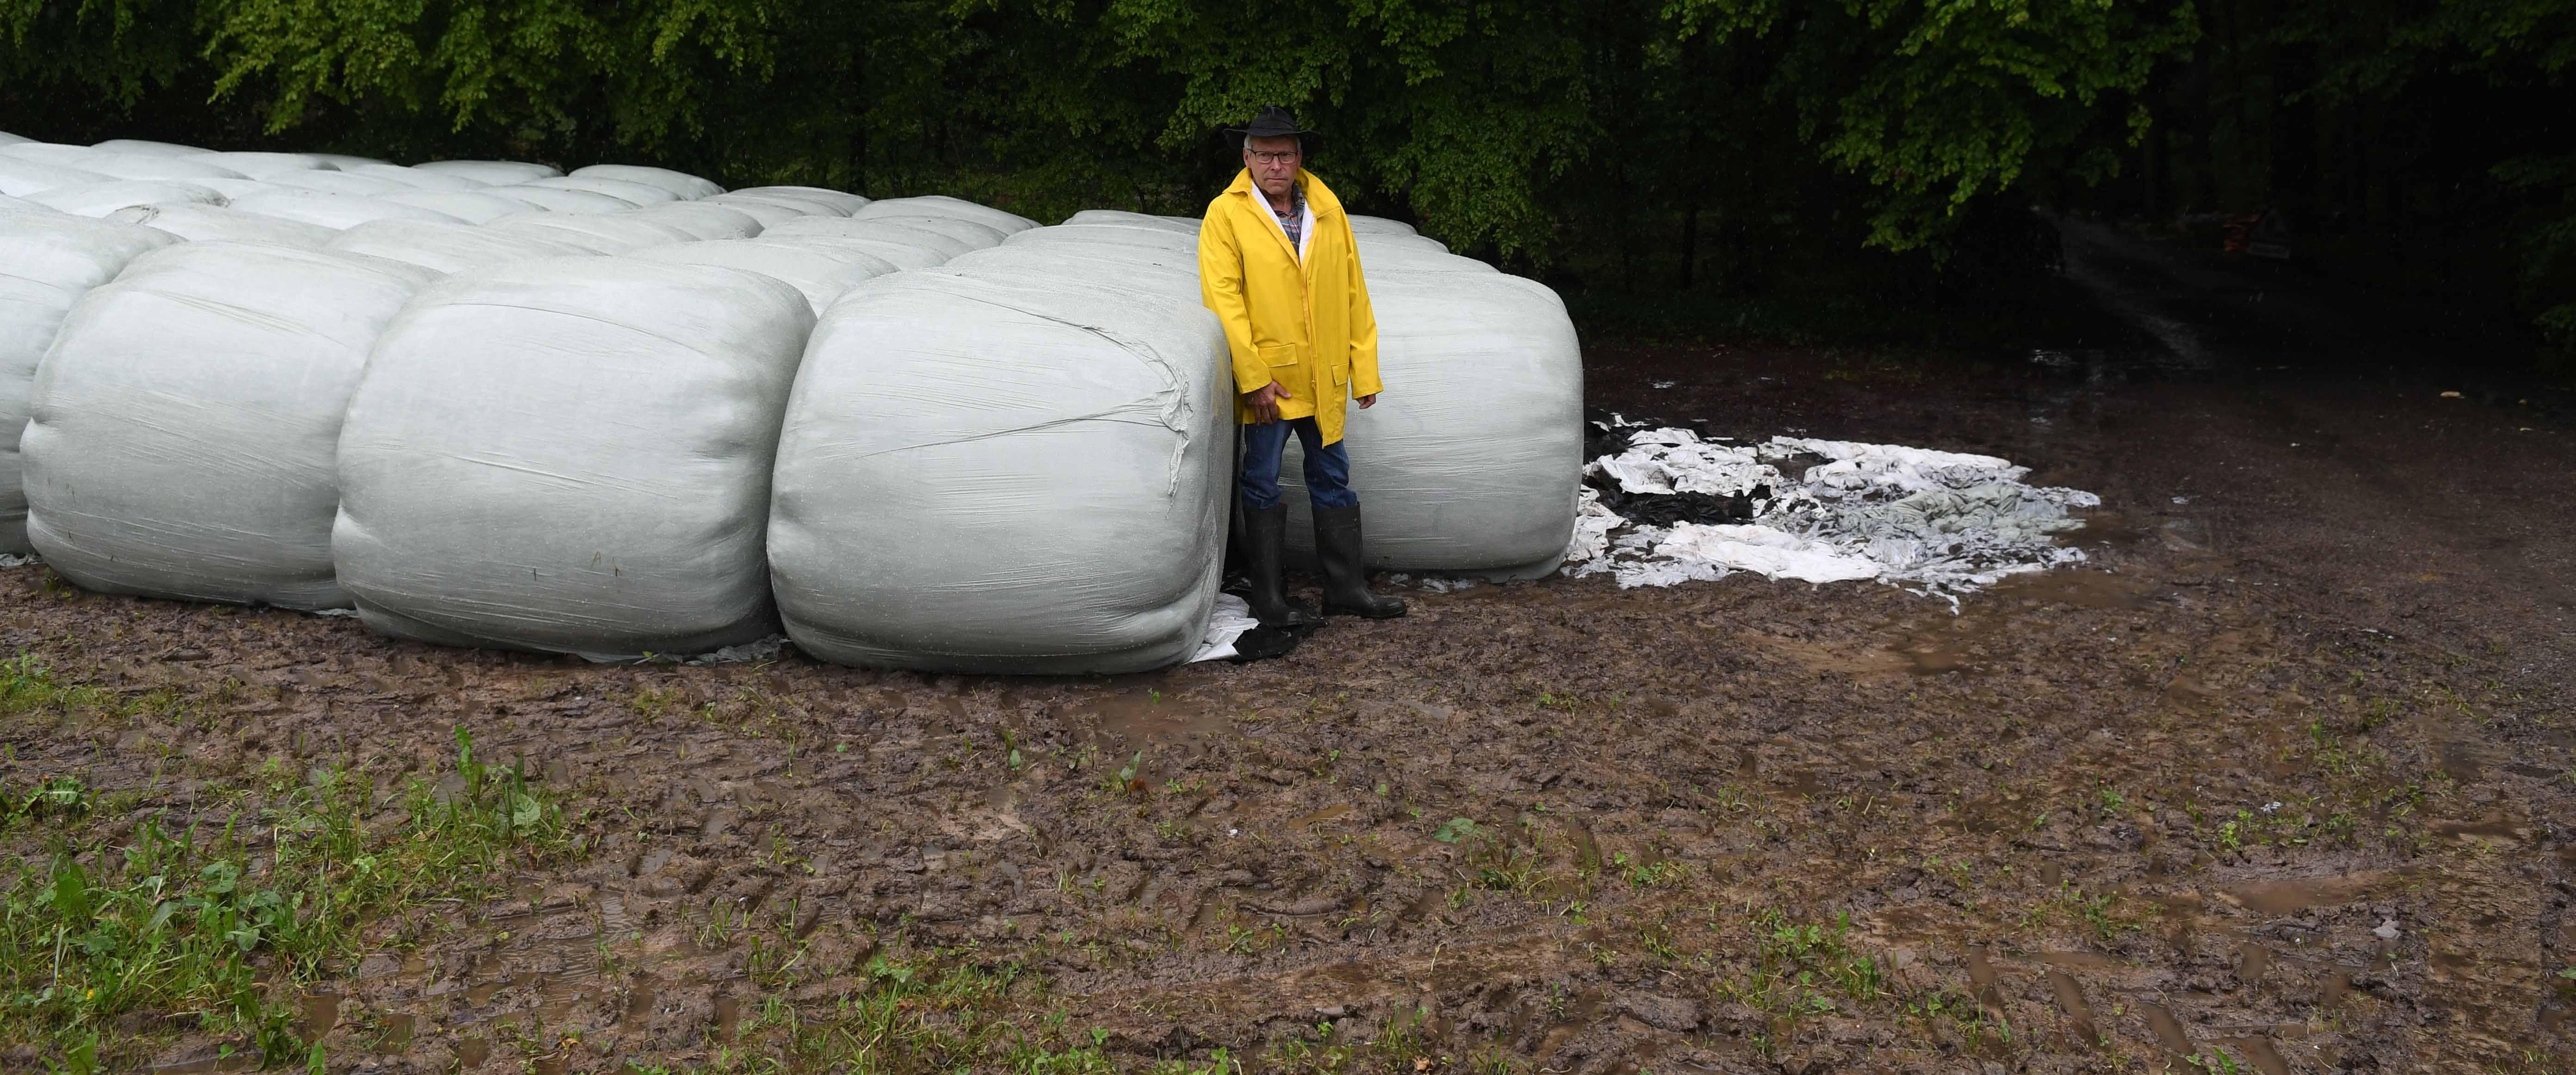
[1247,149,1300,165]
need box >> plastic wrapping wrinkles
[377,190,545,224]
[485,213,700,254]
[0,215,180,552]
[768,249,1231,674]
[262,170,420,197]
[334,256,815,658]
[229,190,468,229]
[22,243,437,607]
[327,220,590,274]
[0,157,112,197]
[108,203,336,247]
[1272,250,1584,578]
[25,181,227,217]
[631,239,900,313]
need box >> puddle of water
[297,991,340,1043]
[714,994,743,1042]
[374,1012,415,1053]
[2236,944,2271,983]
[2037,950,2123,969]
[2044,969,2100,1046]
[2226,872,2380,915]
[457,1038,492,1067]
[2214,1037,2292,1075]
[1293,803,1358,827]
[1082,686,1239,755]
[623,973,658,1025]
[2431,816,2521,842]
[2438,741,2485,782]
[2143,1002,2193,1056]
[1965,947,2006,1014]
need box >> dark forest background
[4,0,2570,368]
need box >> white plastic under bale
[0,215,180,552]
[1276,257,1584,578]
[108,204,335,247]
[769,265,1232,673]
[327,220,588,274]
[23,243,436,608]
[335,256,815,657]
[854,195,1037,234]
[570,164,722,200]
[630,240,897,313]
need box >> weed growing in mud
[0,726,581,1067]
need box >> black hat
[1228,106,1319,150]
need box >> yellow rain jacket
[1197,168,1381,446]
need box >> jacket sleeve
[1344,217,1384,398]
[1198,207,1267,395]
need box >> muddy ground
[4,226,2573,1074]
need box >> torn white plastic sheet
[335,256,815,658]
[0,214,177,552]
[1185,594,1260,662]
[1565,427,2100,603]
[24,242,436,608]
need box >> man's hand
[1245,381,1292,424]
[1356,393,1377,409]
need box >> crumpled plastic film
[0,214,177,552]
[23,242,437,608]
[334,256,816,658]
[768,242,1232,674]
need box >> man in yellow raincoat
[1199,106,1405,627]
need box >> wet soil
[5,229,2574,1073]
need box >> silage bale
[229,190,468,229]
[415,160,563,185]
[378,190,545,224]
[326,220,590,273]
[7,144,248,183]
[730,186,868,215]
[768,254,1230,673]
[696,194,824,227]
[334,257,814,657]
[847,213,1007,249]
[481,185,638,215]
[22,243,437,608]
[196,152,335,179]
[107,203,336,247]
[522,175,681,206]
[630,239,898,313]
[0,194,58,215]
[762,216,984,262]
[0,157,111,196]
[0,130,37,146]
[853,194,1037,234]
[570,164,722,200]
[265,170,421,197]
[307,154,393,170]
[484,213,699,254]
[1348,215,1418,236]
[25,181,227,217]
[338,163,488,191]
[92,139,209,157]
[0,215,180,551]
[625,202,764,240]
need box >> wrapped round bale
[339,163,487,191]
[22,243,436,607]
[335,257,814,657]
[1348,215,1418,235]
[415,160,562,185]
[108,203,335,247]
[1274,259,1583,578]
[625,201,763,240]
[769,261,1231,673]
[327,220,589,273]
[231,190,467,229]
[25,180,227,217]
[851,213,1007,248]
[730,186,867,215]
[695,195,823,227]
[266,170,419,197]
[481,185,637,214]
[485,213,699,254]
[7,145,247,183]
[92,139,208,157]
[1062,209,1195,234]
[630,240,898,313]
[522,175,680,206]
[570,164,722,200]
[0,130,36,146]
[762,216,983,263]
[197,152,334,179]
[855,194,1037,234]
[0,215,180,551]
[378,190,543,224]
[0,157,111,196]
[0,193,58,215]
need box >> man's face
[1243,135,1301,197]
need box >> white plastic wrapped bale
[695,195,821,227]
[415,160,562,185]
[853,194,1037,234]
[755,234,948,272]
[761,216,982,263]
[481,185,637,214]
[378,190,542,224]
[630,239,898,313]
[769,267,1232,673]
[339,163,487,192]
[22,243,437,607]
[9,147,247,184]
[1352,236,1492,273]
[0,215,180,552]
[306,154,391,170]
[1062,209,1196,234]
[186,178,285,201]
[1002,223,1195,255]
[327,220,589,273]
[485,213,698,254]
[730,186,867,215]
[851,213,1008,249]
[569,164,722,200]
[1275,260,1583,578]
[107,204,335,247]
[0,130,34,147]
[1348,215,1418,235]
[0,157,110,196]
[92,139,208,157]
[625,202,763,240]
[25,180,227,217]
[196,152,334,179]
[521,175,680,206]
[265,170,418,197]
[230,190,467,229]
[0,193,57,215]
[335,257,814,657]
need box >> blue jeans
[1239,417,1357,511]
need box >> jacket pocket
[1257,343,1298,368]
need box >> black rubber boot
[1243,504,1322,628]
[1313,504,1407,618]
